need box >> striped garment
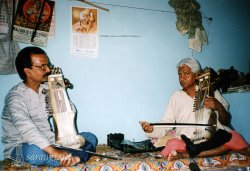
[1,82,55,158]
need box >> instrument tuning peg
[42,88,48,94]
[51,67,62,75]
[55,67,60,74]
[64,78,74,89]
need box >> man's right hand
[44,145,80,166]
[139,121,154,133]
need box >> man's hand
[44,145,80,166]
[139,121,154,133]
[204,96,230,125]
[59,153,80,167]
[203,96,223,111]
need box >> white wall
[0,0,249,160]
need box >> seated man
[1,46,98,167]
[140,57,248,161]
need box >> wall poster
[71,6,98,58]
[12,0,55,47]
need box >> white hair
[176,57,202,73]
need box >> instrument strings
[50,68,76,146]
[194,74,210,142]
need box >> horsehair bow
[52,144,121,160]
[150,123,216,128]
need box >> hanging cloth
[0,0,20,75]
[168,0,208,52]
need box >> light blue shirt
[1,82,55,158]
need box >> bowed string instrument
[45,66,120,160]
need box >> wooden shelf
[222,85,250,94]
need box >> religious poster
[12,0,55,47]
[71,6,98,58]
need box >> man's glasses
[32,64,54,71]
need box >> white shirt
[146,89,231,140]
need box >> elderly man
[140,57,248,160]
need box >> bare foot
[167,150,182,161]
[167,150,190,161]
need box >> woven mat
[1,145,250,171]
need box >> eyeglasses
[32,64,54,71]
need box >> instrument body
[48,68,84,149]
[191,67,218,144]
